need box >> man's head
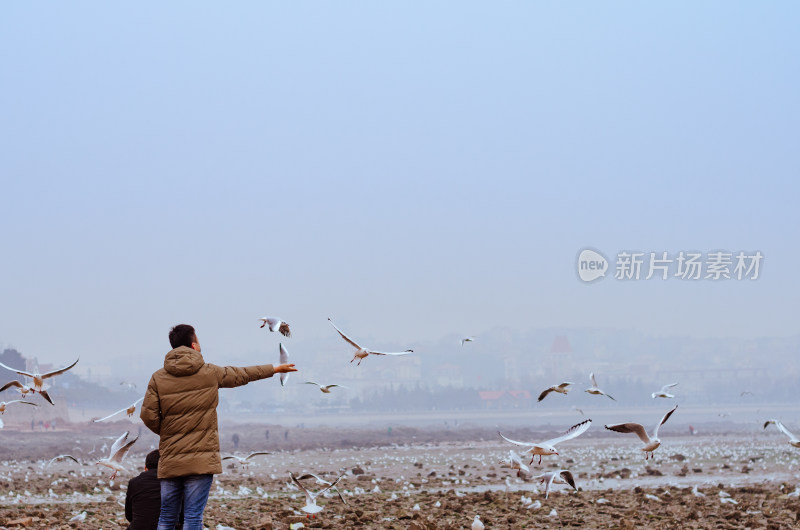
[169,324,200,352]
[144,450,160,471]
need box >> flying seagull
[279,343,290,387]
[585,373,616,401]
[532,470,577,499]
[222,452,272,466]
[327,318,413,366]
[289,471,347,516]
[461,336,476,346]
[259,317,291,337]
[498,419,592,465]
[304,382,346,393]
[651,383,678,399]
[0,400,38,414]
[0,357,79,394]
[92,398,144,423]
[46,454,80,467]
[538,382,575,402]
[763,420,800,448]
[96,431,138,480]
[0,380,54,405]
[499,450,530,477]
[605,405,678,459]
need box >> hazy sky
[1,3,798,372]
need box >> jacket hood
[164,346,205,377]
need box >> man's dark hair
[145,450,160,470]
[169,324,196,349]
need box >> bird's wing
[0,363,33,379]
[590,373,598,387]
[290,472,314,503]
[48,455,79,466]
[605,423,650,444]
[108,432,129,457]
[39,390,54,405]
[221,456,237,461]
[9,400,37,407]
[327,319,363,350]
[304,381,321,387]
[604,392,617,401]
[559,470,577,490]
[296,473,331,485]
[278,322,291,337]
[771,421,800,442]
[42,358,79,379]
[537,388,554,402]
[320,473,346,494]
[544,419,592,446]
[543,472,557,499]
[652,405,678,438]
[0,380,24,392]
[111,436,138,462]
[130,397,144,408]
[92,408,128,423]
[557,382,575,389]
[366,349,412,356]
[497,430,535,447]
[279,344,289,364]
[245,452,272,460]
[660,383,679,392]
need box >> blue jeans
[157,474,213,530]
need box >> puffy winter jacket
[140,346,275,479]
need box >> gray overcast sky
[1,2,798,372]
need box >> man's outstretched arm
[215,363,296,388]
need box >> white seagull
[0,357,79,393]
[532,469,577,499]
[92,398,144,423]
[651,383,678,399]
[471,515,485,529]
[605,405,678,459]
[328,318,413,366]
[538,382,575,402]
[585,373,616,401]
[499,450,530,477]
[763,420,800,448]
[46,454,80,467]
[96,431,138,480]
[498,419,592,465]
[222,452,272,466]
[279,343,290,387]
[304,382,346,393]
[0,400,38,413]
[289,471,347,516]
[259,317,291,337]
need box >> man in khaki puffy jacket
[141,324,296,530]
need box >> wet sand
[1,421,800,529]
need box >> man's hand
[274,363,297,374]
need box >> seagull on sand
[461,336,476,346]
[498,419,592,465]
[259,317,291,337]
[532,469,577,499]
[471,515,485,529]
[92,398,144,423]
[651,383,678,399]
[0,400,38,413]
[222,452,272,467]
[304,382,346,393]
[0,380,54,405]
[585,373,616,401]
[279,343,290,387]
[328,318,412,366]
[763,420,800,448]
[605,405,678,460]
[538,382,575,402]
[289,471,347,516]
[96,431,138,480]
[0,357,79,394]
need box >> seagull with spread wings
[259,317,291,337]
[0,380,54,405]
[46,454,80,467]
[498,419,592,465]
[538,382,575,402]
[532,469,577,499]
[92,398,144,423]
[0,400,38,414]
[605,405,678,459]
[0,358,79,394]
[304,382,346,393]
[585,373,616,401]
[222,452,272,467]
[763,420,800,448]
[328,318,412,366]
[651,383,679,399]
[290,471,347,517]
[96,431,138,480]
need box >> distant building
[478,390,532,409]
